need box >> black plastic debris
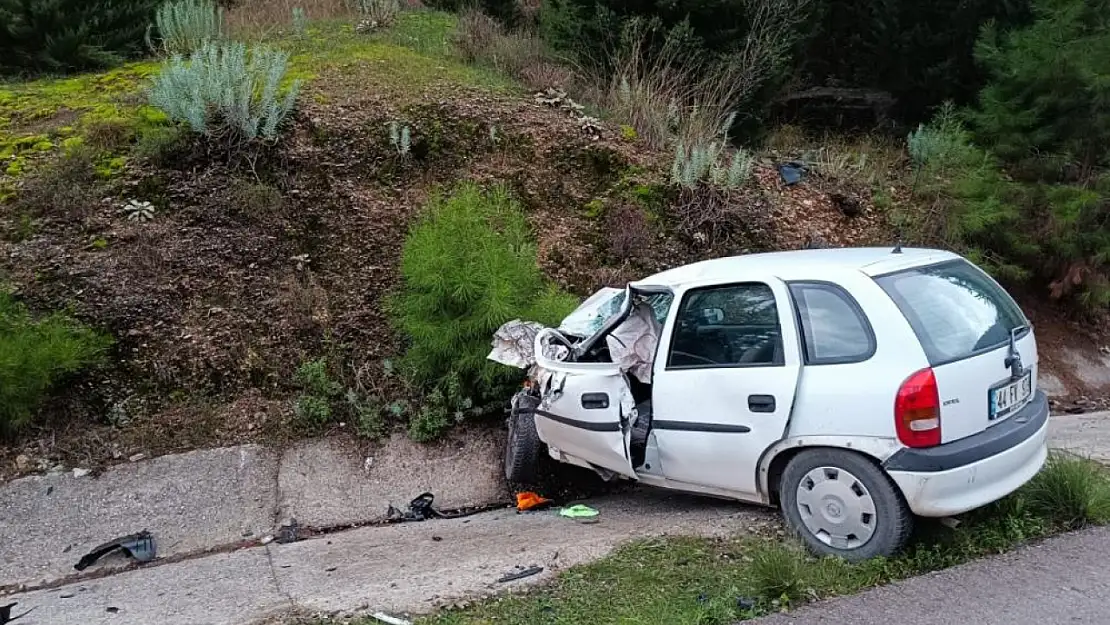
[387,492,440,523]
[0,602,36,624]
[74,531,157,571]
[385,492,497,523]
[777,161,808,185]
[496,565,543,583]
[275,519,301,544]
[736,596,755,611]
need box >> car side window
[667,283,784,368]
[789,282,875,365]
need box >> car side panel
[784,272,931,439]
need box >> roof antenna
[892,234,903,254]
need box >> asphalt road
[753,525,1110,625]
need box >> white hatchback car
[498,247,1049,561]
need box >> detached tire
[504,393,542,484]
[779,448,912,562]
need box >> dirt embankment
[2,62,1108,480]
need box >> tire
[504,393,542,484]
[779,448,913,562]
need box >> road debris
[515,491,552,511]
[559,504,599,519]
[71,468,91,478]
[0,602,35,624]
[496,565,543,583]
[74,531,157,571]
[777,161,808,185]
[385,492,503,523]
[370,612,412,625]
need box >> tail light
[895,367,941,447]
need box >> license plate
[989,371,1033,420]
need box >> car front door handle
[748,394,776,413]
[581,393,610,410]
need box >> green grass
[406,453,1110,625]
[0,10,515,187]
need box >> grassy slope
[0,13,512,191]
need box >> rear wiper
[1004,325,1028,380]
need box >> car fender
[757,435,903,497]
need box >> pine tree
[0,0,159,75]
[969,0,1110,176]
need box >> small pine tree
[388,183,578,406]
[969,0,1110,175]
[0,0,160,75]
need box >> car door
[532,359,637,479]
[650,279,802,496]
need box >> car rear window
[874,259,1028,365]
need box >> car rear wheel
[780,448,912,562]
[504,392,542,484]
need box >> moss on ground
[0,11,512,189]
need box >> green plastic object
[559,504,599,518]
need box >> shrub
[671,134,754,190]
[543,2,810,142]
[354,0,400,30]
[451,8,561,88]
[293,357,341,428]
[11,147,103,219]
[292,6,307,36]
[1022,452,1110,530]
[424,0,521,26]
[389,182,578,410]
[149,41,302,142]
[0,0,159,75]
[0,292,113,434]
[153,0,226,55]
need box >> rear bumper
[885,391,1050,517]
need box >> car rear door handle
[748,395,776,413]
[581,393,610,410]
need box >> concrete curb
[0,428,509,592]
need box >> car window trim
[786,280,877,366]
[872,259,1030,367]
[664,280,785,371]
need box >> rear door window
[789,282,875,365]
[874,259,1028,365]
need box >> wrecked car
[490,247,1048,561]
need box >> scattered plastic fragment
[777,161,808,185]
[558,504,599,519]
[74,531,157,571]
[385,492,502,523]
[0,602,35,624]
[515,491,552,511]
[496,565,544,583]
[370,612,412,625]
[736,596,756,611]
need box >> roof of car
[632,247,962,289]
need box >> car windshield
[558,288,672,338]
[874,259,1028,365]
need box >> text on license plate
[990,371,1033,420]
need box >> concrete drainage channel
[0,428,510,594]
[2,411,1110,625]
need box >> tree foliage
[0,0,159,75]
[912,0,1110,307]
[389,183,578,404]
[0,292,113,435]
[969,0,1110,175]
